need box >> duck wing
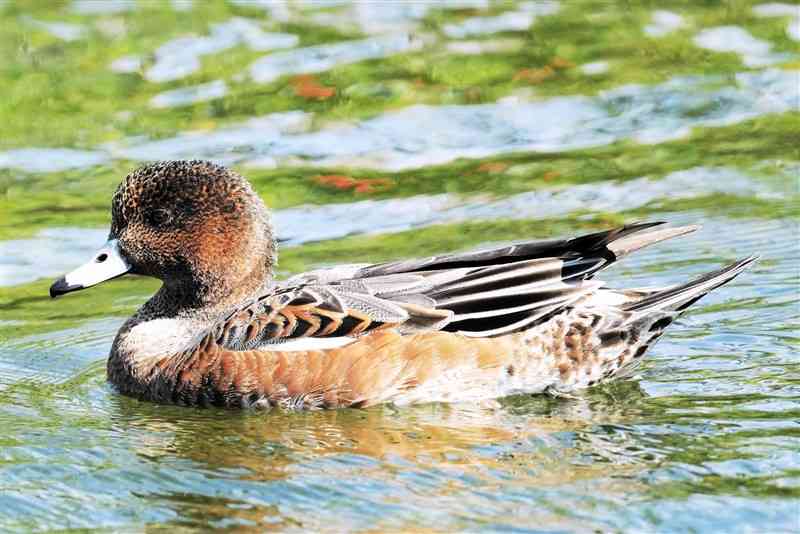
[204,222,698,351]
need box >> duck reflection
[108,382,651,530]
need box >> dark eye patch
[145,208,173,227]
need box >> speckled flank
[89,161,756,410]
[112,329,520,409]
[108,304,675,409]
[533,308,670,394]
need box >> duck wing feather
[194,222,698,351]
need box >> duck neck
[141,208,278,321]
[145,261,272,321]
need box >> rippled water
[0,1,798,532]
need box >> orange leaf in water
[513,65,555,84]
[292,75,336,100]
[549,57,575,70]
[315,174,356,189]
[353,178,394,194]
[314,175,394,194]
[353,183,374,194]
[476,162,509,174]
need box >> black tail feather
[624,256,759,314]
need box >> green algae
[0,0,796,244]
[0,276,157,341]
[1,0,796,152]
[2,111,797,240]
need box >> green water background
[0,1,798,531]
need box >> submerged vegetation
[0,0,798,239]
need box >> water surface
[0,1,798,532]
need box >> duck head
[50,160,277,311]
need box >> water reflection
[3,69,795,173]
[0,168,785,286]
[146,18,299,83]
[107,385,654,530]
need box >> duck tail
[618,255,758,365]
[567,256,760,390]
[606,223,700,259]
[623,255,759,315]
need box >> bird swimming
[50,160,757,410]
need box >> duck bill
[50,239,131,298]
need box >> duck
[49,160,756,410]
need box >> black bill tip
[49,277,83,298]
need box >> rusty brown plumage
[121,329,526,409]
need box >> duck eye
[145,208,172,227]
